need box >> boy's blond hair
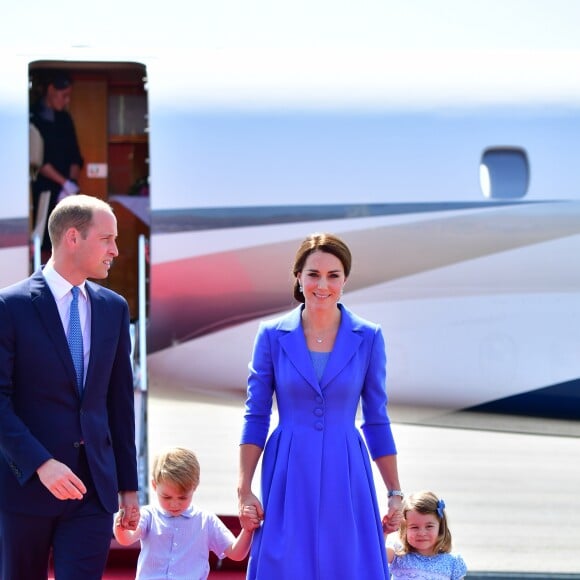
[151,447,200,493]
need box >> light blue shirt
[309,350,330,382]
[135,504,235,580]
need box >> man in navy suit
[0,195,140,579]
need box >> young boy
[114,447,260,579]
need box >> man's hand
[118,491,140,530]
[36,458,86,500]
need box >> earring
[299,285,303,293]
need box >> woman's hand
[240,504,262,531]
[382,496,403,534]
[238,490,264,530]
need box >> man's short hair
[48,195,113,247]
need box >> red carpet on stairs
[49,545,245,580]
[48,515,247,579]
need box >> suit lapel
[30,271,79,392]
[84,283,106,392]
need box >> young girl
[386,490,467,580]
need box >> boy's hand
[241,504,262,531]
[116,506,140,530]
[114,509,124,528]
[238,491,264,531]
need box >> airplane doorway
[28,60,150,320]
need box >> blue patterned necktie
[68,286,84,394]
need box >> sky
[3,0,579,51]
[2,0,580,217]
[1,0,580,109]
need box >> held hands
[238,491,264,531]
[382,495,404,534]
[240,505,262,531]
[36,458,86,500]
[115,506,140,530]
[117,492,141,530]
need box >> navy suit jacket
[0,269,138,515]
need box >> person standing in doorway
[30,70,84,262]
[0,194,140,579]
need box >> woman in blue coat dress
[238,233,404,579]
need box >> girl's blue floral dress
[390,551,467,579]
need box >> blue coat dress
[241,304,397,579]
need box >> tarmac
[146,393,580,577]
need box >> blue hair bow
[437,499,446,518]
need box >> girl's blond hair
[398,490,453,555]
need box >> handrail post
[136,233,149,504]
[32,234,41,271]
